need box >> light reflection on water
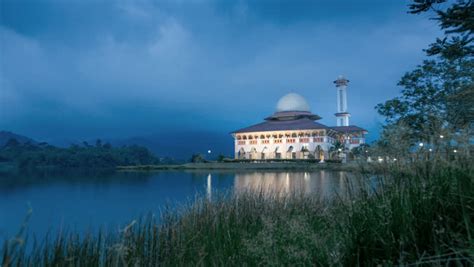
[0,170,362,240]
[232,171,354,198]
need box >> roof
[330,125,368,133]
[232,118,329,134]
[265,111,321,121]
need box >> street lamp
[440,135,444,139]
[419,142,424,147]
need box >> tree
[409,0,473,59]
[351,143,370,159]
[95,139,103,148]
[217,154,226,162]
[4,138,20,148]
[190,154,205,163]
[376,0,473,146]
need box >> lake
[0,170,355,241]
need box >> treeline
[0,138,160,169]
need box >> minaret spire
[334,75,350,126]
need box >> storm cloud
[1,0,441,144]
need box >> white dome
[276,93,311,112]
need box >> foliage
[350,143,369,158]
[0,138,159,169]
[376,0,473,145]
[2,156,473,265]
[190,153,206,163]
[409,0,473,58]
[217,154,226,162]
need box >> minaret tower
[334,75,350,126]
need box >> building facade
[231,76,367,161]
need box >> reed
[2,156,473,266]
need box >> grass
[2,156,473,266]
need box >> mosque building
[231,76,367,161]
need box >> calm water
[0,170,354,240]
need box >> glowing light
[429,149,432,152]
[393,158,397,161]
[440,135,444,139]
[419,143,424,147]
[208,150,212,154]
[338,148,342,152]
[453,149,457,153]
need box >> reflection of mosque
[205,171,353,199]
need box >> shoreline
[117,161,368,172]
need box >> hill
[0,131,36,147]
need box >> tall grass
[2,157,473,266]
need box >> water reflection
[232,171,353,198]
[1,170,357,240]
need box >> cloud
[0,0,441,142]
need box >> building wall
[234,130,334,160]
[234,130,366,160]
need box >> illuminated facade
[231,76,367,161]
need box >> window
[238,141,246,145]
[299,138,309,143]
[261,140,270,144]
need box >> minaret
[334,75,350,126]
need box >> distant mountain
[109,131,234,161]
[0,131,37,147]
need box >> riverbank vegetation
[0,139,160,170]
[2,155,473,265]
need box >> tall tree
[376,0,473,144]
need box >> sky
[1,0,442,147]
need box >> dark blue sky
[1,0,441,144]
